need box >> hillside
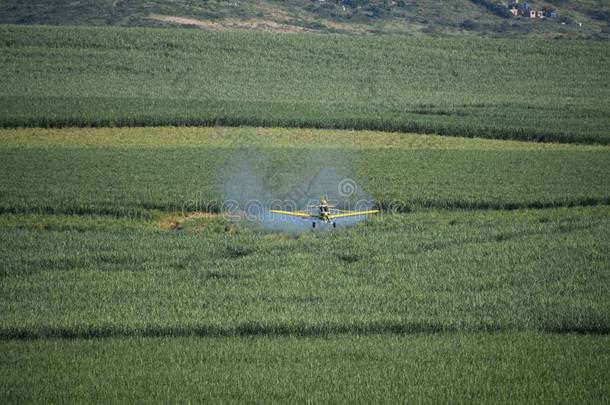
[1,0,609,39]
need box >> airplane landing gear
[312,221,336,229]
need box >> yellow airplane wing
[328,210,379,219]
[270,210,316,218]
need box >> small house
[537,10,544,18]
[529,10,536,18]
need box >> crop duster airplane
[271,198,379,228]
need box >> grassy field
[1,206,609,338]
[1,334,609,403]
[0,126,608,337]
[1,25,610,143]
[1,19,609,400]
[1,127,609,217]
[1,126,609,400]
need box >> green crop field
[2,205,610,337]
[1,335,609,403]
[1,25,610,143]
[1,126,609,402]
[1,127,609,217]
[1,20,609,403]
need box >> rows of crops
[1,124,609,401]
[1,25,609,143]
[2,17,609,402]
[1,127,609,340]
[2,334,609,403]
[1,127,609,218]
[1,206,608,339]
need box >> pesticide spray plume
[219,143,374,233]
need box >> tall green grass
[1,334,609,403]
[1,207,608,339]
[0,127,609,218]
[0,127,607,400]
[1,25,609,143]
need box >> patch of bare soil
[147,14,318,33]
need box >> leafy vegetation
[1,26,610,143]
[0,127,608,340]
[470,0,512,19]
[0,205,609,339]
[1,334,609,403]
[0,126,608,401]
[1,127,609,218]
[0,17,608,399]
